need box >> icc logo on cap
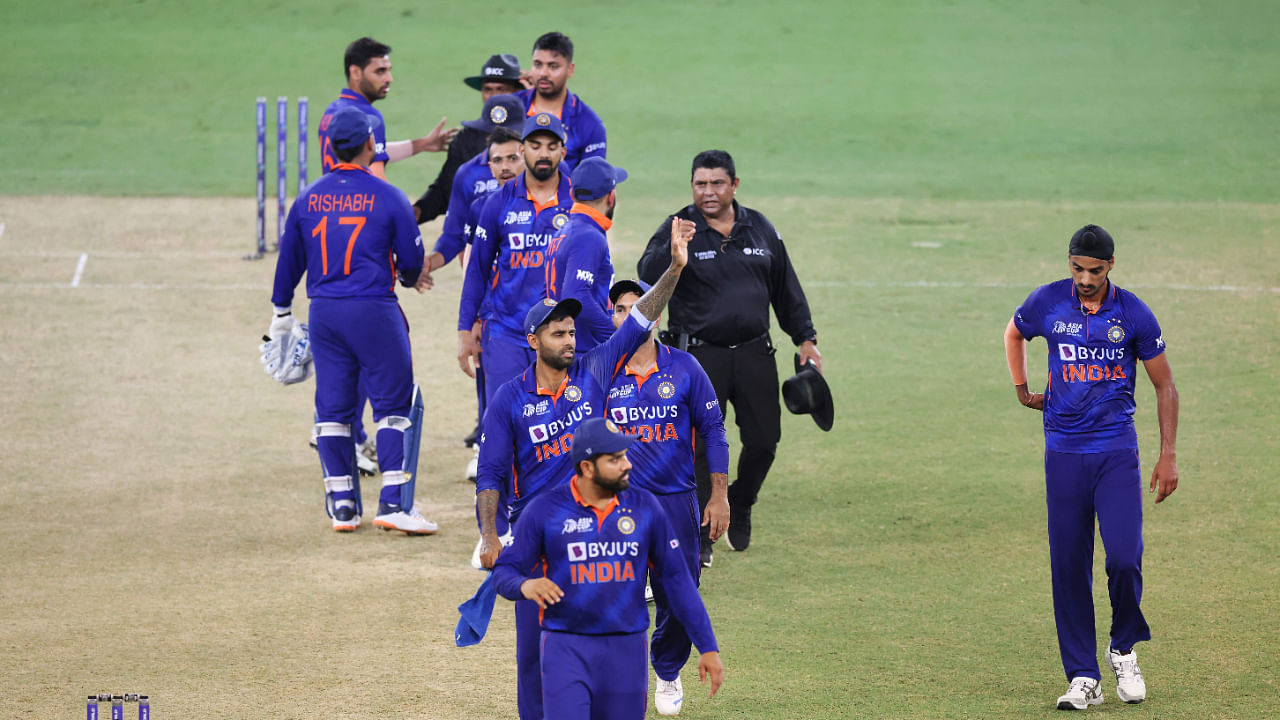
[490,106,508,124]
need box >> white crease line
[0,223,5,240]
[70,254,88,288]
[1,282,268,291]
[0,249,252,259]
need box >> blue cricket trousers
[481,320,535,407]
[1045,448,1151,680]
[650,489,702,682]
[541,630,649,720]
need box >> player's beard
[538,342,574,371]
[590,462,629,494]
[528,159,556,182]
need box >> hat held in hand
[782,353,833,431]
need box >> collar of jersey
[689,200,750,233]
[1069,279,1118,314]
[569,202,612,231]
[521,88,577,119]
[332,163,372,175]
[570,475,620,524]
[516,172,572,212]
[528,371,570,400]
[339,89,373,106]
[625,341,670,383]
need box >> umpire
[637,149,823,566]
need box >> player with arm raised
[474,218,694,720]
[269,105,437,535]
[1003,224,1179,710]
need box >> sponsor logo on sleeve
[575,269,594,284]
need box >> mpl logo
[575,269,595,284]
[567,542,588,561]
[609,407,629,425]
[528,424,549,443]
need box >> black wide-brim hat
[782,354,833,432]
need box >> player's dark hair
[691,150,736,181]
[344,37,391,78]
[532,32,574,61]
[334,138,366,163]
[488,127,522,149]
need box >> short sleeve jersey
[476,309,654,524]
[492,478,717,650]
[319,90,389,172]
[545,204,615,353]
[1013,278,1166,453]
[605,343,730,494]
[515,88,607,173]
[459,171,575,333]
[271,164,423,306]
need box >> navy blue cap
[570,417,635,467]
[571,157,628,201]
[524,297,581,335]
[462,94,525,133]
[328,106,383,151]
[522,112,567,143]
[464,53,522,90]
[608,278,650,305]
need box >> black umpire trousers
[689,335,782,529]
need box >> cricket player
[514,32,606,173]
[606,279,730,716]
[319,36,456,182]
[492,417,724,720]
[269,105,438,535]
[544,157,628,353]
[476,218,695,720]
[458,112,574,407]
[1003,224,1179,710]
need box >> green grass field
[2,1,1278,718]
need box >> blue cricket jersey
[492,477,718,650]
[433,148,498,264]
[319,90,389,173]
[515,88,607,173]
[458,171,575,333]
[545,203,615,352]
[271,164,423,306]
[606,342,730,495]
[476,309,655,525]
[1013,279,1166,454]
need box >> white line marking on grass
[70,254,88,287]
[911,241,942,248]
[808,280,1280,293]
[0,223,5,240]
[0,249,252,259]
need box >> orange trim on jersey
[526,101,564,120]
[569,203,612,231]
[570,476,619,527]
[624,360,659,389]
[512,465,520,499]
[526,187,560,213]
[536,374,569,400]
[333,163,372,175]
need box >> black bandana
[1069,224,1114,260]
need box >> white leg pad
[324,476,355,493]
[378,416,411,432]
[381,470,407,488]
[316,422,352,438]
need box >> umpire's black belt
[666,331,772,350]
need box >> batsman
[268,105,438,535]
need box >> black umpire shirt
[636,202,816,348]
[412,126,487,223]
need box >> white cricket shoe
[356,438,378,476]
[374,509,438,535]
[1108,648,1146,703]
[1056,676,1103,710]
[645,582,655,604]
[465,446,479,482]
[654,677,683,716]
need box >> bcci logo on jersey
[1107,324,1126,343]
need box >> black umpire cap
[465,54,522,90]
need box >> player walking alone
[1003,224,1179,710]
